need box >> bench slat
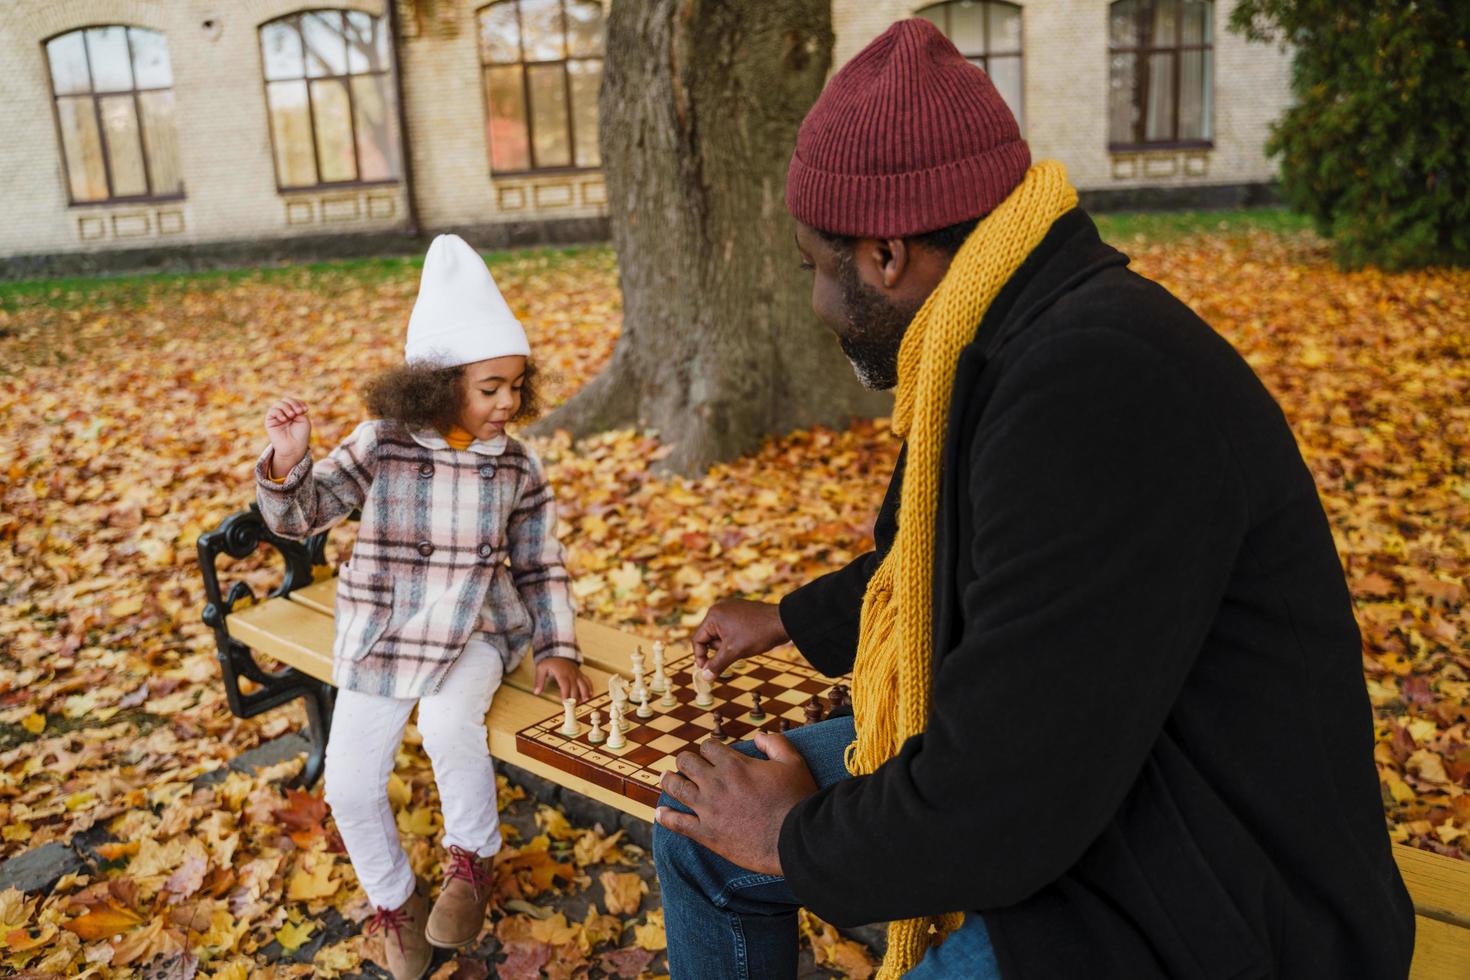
[1394,844,1470,929]
[1410,914,1470,980]
[283,578,647,678]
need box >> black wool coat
[775,210,1415,979]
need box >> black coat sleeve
[779,450,905,678]
[776,330,1247,925]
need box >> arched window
[477,0,605,174]
[915,1,1024,130]
[258,9,402,189]
[44,26,183,203]
[1108,0,1213,148]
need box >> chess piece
[660,681,678,709]
[606,701,627,749]
[829,684,851,712]
[558,698,578,736]
[692,664,714,708]
[649,641,668,694]
[804,696,824,725]
[776,717,790,733]
[711,710,727,740]
[749,692,766,721]
[630,647,648,702]
[587,709,605,745]
[608,675,630,732]
[636,688,653,719]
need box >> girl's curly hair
[361,360,541,432]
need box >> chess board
[515,651,845,807]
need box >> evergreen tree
[1231,0,1470,269]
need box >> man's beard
[836,255,919,391]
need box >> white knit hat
[403,234,531,367]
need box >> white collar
[408,427,509,457]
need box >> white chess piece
[608,675,629,732]
[630,647,648,702]
[649,640,668,694]
[606,700,627,749]
[637,688,653,719]
[692,663,714,708]
[660,681,678,709]
[587,709,605,745]
[558,698,578,736]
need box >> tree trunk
[534,0,890,474]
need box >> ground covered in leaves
[0,214,1465,976]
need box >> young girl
[255,234,591,980]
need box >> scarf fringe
[845,162,1079,980]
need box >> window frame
[256,8,403,193]
[1107,0,1215,152]
[43,24,187,207]
[914,0,1025,131]
[476,0,605,178]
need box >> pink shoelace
[444,844,493,901]
[365,905,410,954]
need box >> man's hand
[690,599,790,680]
[534,656,594,704]
[655,733,817,875]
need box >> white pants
[324,635,505,909]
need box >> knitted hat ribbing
[786,18,1031,239]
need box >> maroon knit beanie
[786,18,1031,239]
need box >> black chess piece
[749,692,766,721]
[712,710,728,740]
[804,696,825,725]
[776,717,790,733]
[829,684,850,710]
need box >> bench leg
[297,681,337,790]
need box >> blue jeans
[653,715,1000,979]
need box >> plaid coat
[254,419,580,699]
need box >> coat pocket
[333,565,394,662]
[1119,761,1270,979]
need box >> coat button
[418,463,434,478]
[479,463,496,478]
[417,541,434,557]
[477,542,494,559]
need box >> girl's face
[457,354,527,439]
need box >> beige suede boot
[425,844,495,948]
[364,878,432,980]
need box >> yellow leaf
[387,772,412,810]
[633,908,666,951]
[20,714,45,735]
[287,854,339,901]
[275,918,317,953]
[598,870,646,916]
[107,595,144,618]
[63,903,146,940]
[535,805,578,841]
[396,805,439,838]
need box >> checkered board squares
[515,651,844,807]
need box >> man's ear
[879,238,910,289]
[855,237,912,291]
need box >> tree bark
[534,0,890,474]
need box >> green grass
[1093,206,1314,245]
[0,243,611,312]
[0,208,1313,312]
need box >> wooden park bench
[197,504,1470,977]
[197,502,656,822]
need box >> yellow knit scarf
[845,161,1077,979]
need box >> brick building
[0,0,1291,268]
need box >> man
[652,18,1414,980]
